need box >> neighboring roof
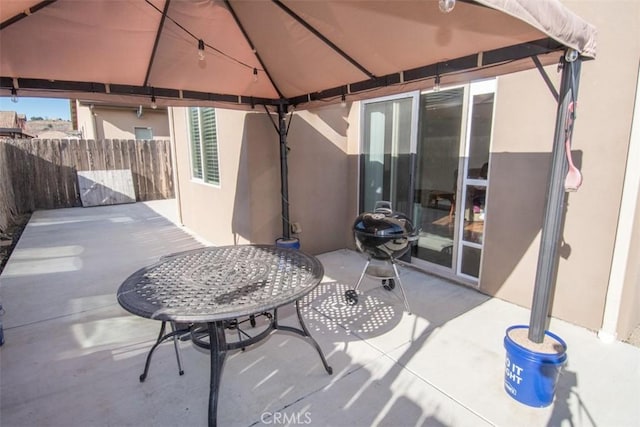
[0,110,18,128]
[0,0,596,110]
[0,129,31,137]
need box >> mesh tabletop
[117,245,324,322]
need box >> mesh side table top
[117,245,325,322]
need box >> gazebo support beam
[529,54,582,343]
[277,103,291,240]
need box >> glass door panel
[462,183,486,244]
[412,88,464,268]
[361,95,416,214]
[460,245,482,277]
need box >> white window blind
[188,107,220,185]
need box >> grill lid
[353,212,413,238]
[352,203,418,260]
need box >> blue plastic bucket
[503,325,567,407]
[275,237,300,250]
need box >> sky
[0,97,71,121]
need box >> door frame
[455,79,497,283]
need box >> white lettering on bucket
[505,357,523,384]
[505,381,517,395]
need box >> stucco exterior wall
[76,103,170,140]
[172,108,262,246]
[287,105,352,254]
[615,65,640,340]
[75,103,97,139]
[482,0,640,332]
[618,184,640,339]
[481,69,557,306]
[171,105,352,254]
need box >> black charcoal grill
[345,201,418,313]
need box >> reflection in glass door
[411,89,464,269]
[412,81,495,282]
[360,94,418,215]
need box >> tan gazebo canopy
[1,0,596,109]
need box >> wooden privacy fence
[0,138,174,231]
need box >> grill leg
[391,262,412,314]
[354,258,371,291]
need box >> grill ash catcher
[346,201,419,314]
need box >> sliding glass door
[359,81,496,284]
[412,88,464,269]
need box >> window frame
[187,107,221,187]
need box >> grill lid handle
[374,200,393,214]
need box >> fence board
[75,139,87,171]
[0,139,174,217]
[95,139,107,170]
[0,142,17,232]
[26,140,37,211]
[157,141,170,199]
[149,140,159,200]
[127,140,139,199]
[112,139,123,170]
[137,140,149,200]
[59,140,78,207]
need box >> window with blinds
[134,127,153,140]
[188,107,220,185]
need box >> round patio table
[117,245,332,427]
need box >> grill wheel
[382,278,395,290]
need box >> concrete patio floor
[1,200,638,427]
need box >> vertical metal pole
[528,56,582,343]
[278,103,291,239]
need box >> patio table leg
[273,303,333,375]
[139,321,167,382]
[207,321,227,427]
[293,300,333,375]
[139,321,191,382]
